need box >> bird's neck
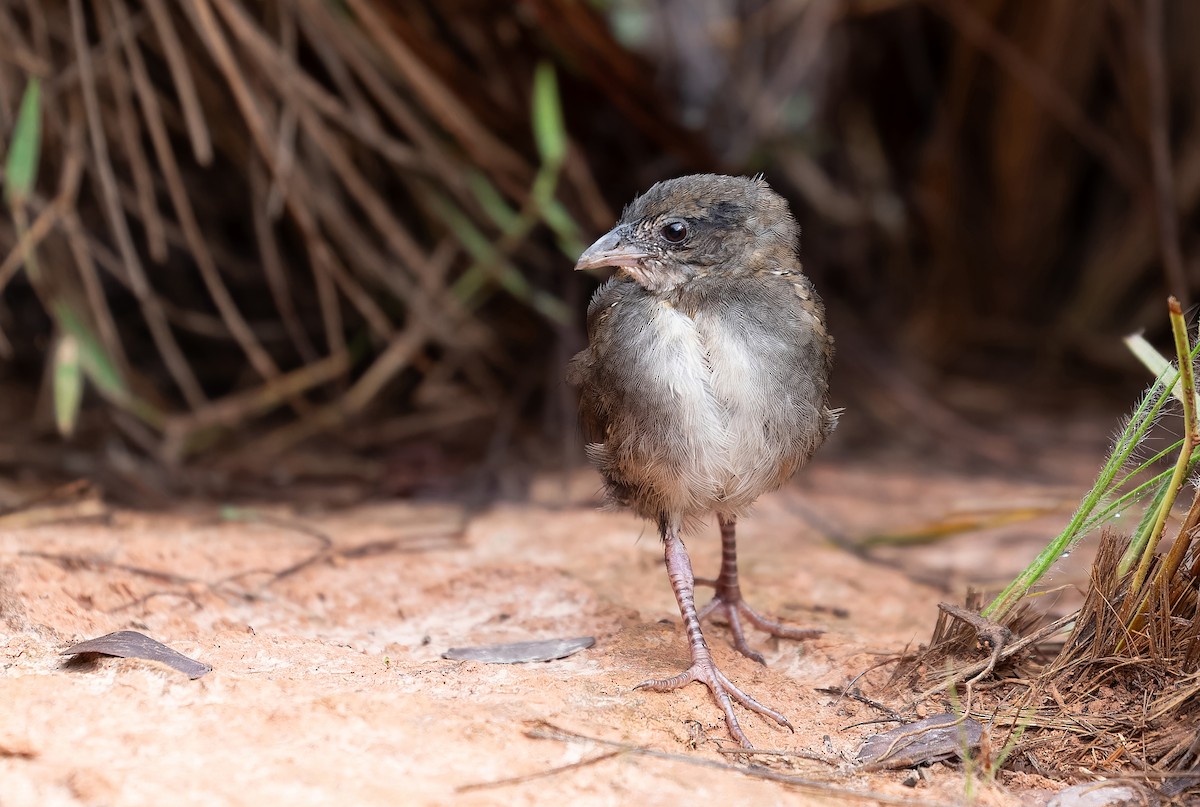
[616,260,696,295]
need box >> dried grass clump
[0,1,709,494]
[4,0,1200,490]
[882,303,1200,796]
[898,487,1200,791]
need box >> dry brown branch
[98,2,167,264]
[69,0,207,408]
[340,0,529,187]
[3,1,1196,512]
[116,0,285,391]
[248,163,316,363]
[924,0,1141,192]
[144,0,212,164]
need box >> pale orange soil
[0,457,1102,806]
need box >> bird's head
[573,174,799,293]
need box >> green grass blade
[540,198,586,257]
[1125,332,1200,413]
[5,78,41,206]
[985,328,1200,619]
[531,62,566,167]
[52,302,128,402]
[53,334,83,437]
[466,171,520,234]
[983,367,1175,619]
[434,194,572,325]
[49,302,161,429]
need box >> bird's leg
[636,521,792,747]
[695,513,823,664]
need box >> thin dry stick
[301,151,493,350]
[925,0,1142,193]
[159,351,350,463]
[263,6,298,220]
[0,203,60,295]
[272,167,347,355]
[523,723,955,807]
[185,0,278,174]
[341,328,427,413]
[299,0,472,205]
[456,751,624,793]
[0,5,51,76]
[227,327,427,462]
[63,208,129,371]
[97,1,167,263]
[339,0,528,183]
[68,0,206,408]
[248,164,317,363]
[144,0,213,164]
[292,183,394,340]
[295,10,380,131]
[51,113,128,373]
[187,0,354,356]
[114,0,286,391]
[293,107,437,299]
[915,612,1077,702]
[6,124,82,288]
[43,5,148,95]
[207,0,427,188]
[716,746,840,764]
[22,0,50,60]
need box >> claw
[636,658,792,747]
[648,526,803,747]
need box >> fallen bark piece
[442,637,595,664]
[856,713,984,771]
[62,630,212,679]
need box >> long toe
[701,593,822,661]
[723,606,767,665]
[705,663,793,732]
[739,601,824,641]
[637,657,792,747]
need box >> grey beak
[573,227,649,272]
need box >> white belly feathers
[648,299,786,513]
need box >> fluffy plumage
[569,174,835,526]
[568,174,836,747]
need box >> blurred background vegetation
[0,0,1197,504]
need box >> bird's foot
[694,584,823,665]
[635,653,792,747]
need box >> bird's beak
[573,227,649,272]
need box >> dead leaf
[856,713,984,770]
[442,637,595,664]
[62,630,211,679]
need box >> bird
[567,173,836,747]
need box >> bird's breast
[644,299,792,509]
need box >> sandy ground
[0,455,1105,806]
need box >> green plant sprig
[1127,298,1197,594]
[441,61,583,325]
[983,332,1189,620]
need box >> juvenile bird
[568,174,836,747]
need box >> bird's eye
[659,221,688,243]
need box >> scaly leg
[636,520,792,747]
[695,513,823,664]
